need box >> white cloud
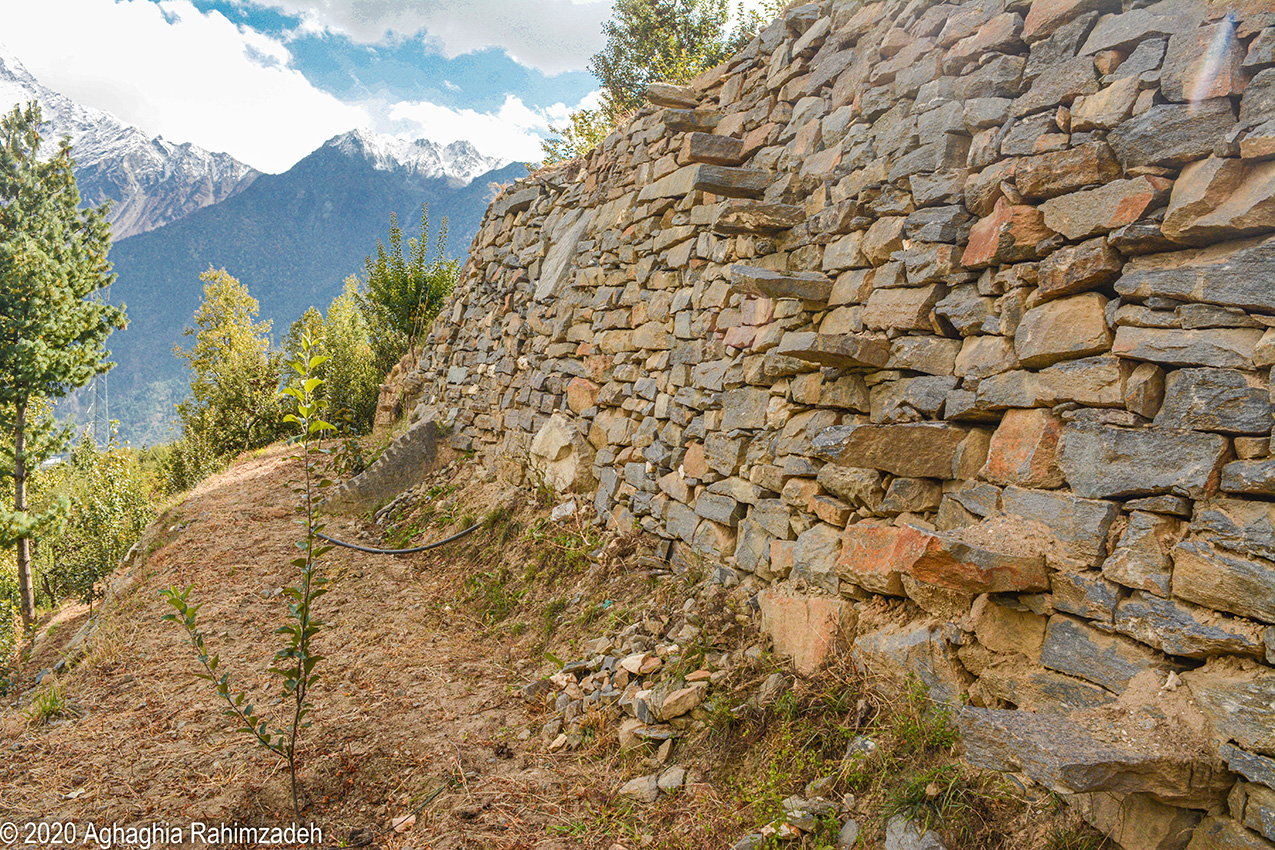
[257,0,611,74]
[0,0,367,172]
[375,88,602,162]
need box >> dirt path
[0,445,595,849]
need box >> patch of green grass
[24,684,70,725]
[464,567,524,626]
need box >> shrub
[357,206,459,374]
[32,433,154,605]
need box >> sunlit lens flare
[1188,13,1239,110]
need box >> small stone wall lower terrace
[409,0,1275,847]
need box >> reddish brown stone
[1015,142,1121,201]
[981,408,1066,489]
[962,198,1058,269]
[757,587,855,676]
[837,524,916,595]
[1037,237,1123,301]
[1040,176,1173,240]
[839,520,1050,595]
[682,442,709,479]
[1023,0,1119,43]
[909,525,1051,593]
[566,377,600,414]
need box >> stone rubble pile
[403,0,1275,846]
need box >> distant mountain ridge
[0,46,260,239]
[99,141,523,444]
[328,129,510,186]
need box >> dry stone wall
[408,0,1275,846]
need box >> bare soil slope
[0,445,606,849]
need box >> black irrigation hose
[315,522,482,555]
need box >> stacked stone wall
[410,0,1275,846]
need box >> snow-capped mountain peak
[0,44,259,239]
[327,129,510,187]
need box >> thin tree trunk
[14,401,35,632]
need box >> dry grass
[0,445,1109,849]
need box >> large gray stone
[1041,615,1179,693]
[1192,499,1275,562]
[1002,486,1119,567]
[721,387,770,431]
[1172,538,1275,623]
[1115,235,1275,314]
[1112,326,1265,369]
[1103,511,1183,597]
[1080,1,1206,54]
[1057,423,1229,499]
[792,523,842,595]
[1114,591,1265,659]
[1108,97,1238,168]
[1224,744,1275,792]
[977,660,1115,714]
[1155,368,1273,435]
[638,164,770,201]
[1223,460,1275,497]
[958,707,1230,807]
[1184,660,1275,757]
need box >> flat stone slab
[731,265,832,303]
[823,422,978,478]
[1184,661,1275,757]
[638,164,770,201]
[714,201,804,233]
[1041,615,1181,694]
[682,132,746,166]
[775,332,891,368]
[1057,422,1229,499]
[1115,235,1275,314]
[1172,538,1275,623]
[958,707,1231,808]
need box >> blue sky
[0,0,618,171]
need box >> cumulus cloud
[373,87,602,162]
[0,0,367,172]
[258,0,611,74]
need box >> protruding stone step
[646,81,700,108]
[638,164,771,201]
[730,265,831,303]
[715,201,805,234]
[774,331,891,369]
[661,109,720,133]
[682,132,746,166]
[492,186,540,218]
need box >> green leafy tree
[174,267,284,459]
[0,102,125,631]
[357,206,459,374]
[323,277,379,433]
[163,334,334,819]
[541,0,780,163]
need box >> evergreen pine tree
[0,102,125,631]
